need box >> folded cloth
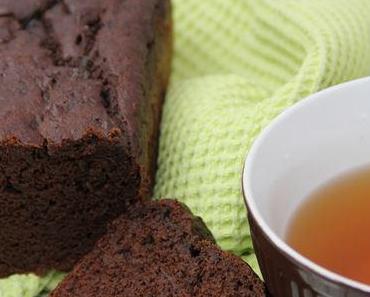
[2,0,370,295]
[0,272,64,297]
[154,0,370,272]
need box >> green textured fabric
[2,0,370,295]
[154,0,370,270]
[0,272,64,297]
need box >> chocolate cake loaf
[0,0,172,276]
[50,200,266,297]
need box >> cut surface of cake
[50,200,266,297]
[0,0,172,276]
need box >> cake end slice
[50,200,266,297]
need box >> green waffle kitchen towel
[154,0,370,270]
[0,272,64,297]
[2,0,370,296]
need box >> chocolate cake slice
[0,0,171,276]
[50,200,266,297]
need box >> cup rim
[242,77,370,293]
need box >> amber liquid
[286,166,370,285]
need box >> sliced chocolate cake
[0,0,172,276]
[50,200,266,297]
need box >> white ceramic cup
[243,77,370,297]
